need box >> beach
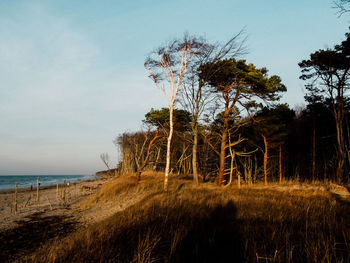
[0,174,155,261]
[0,177,104,232]
[0,174,152,262]
[0,176,110,262]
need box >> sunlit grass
[32,173,349,263]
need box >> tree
[145,35,204,190]
[100,153,113,177]
[200,59,286,186]
[144,108,191,131]
[254,104,295,184]
[334,0,350,16]
[298,102,337,181]
[134,129,159,185]
[114,129,161,181]
[299,30,350,181]
[144,107,192,175]
[180,30,246,185]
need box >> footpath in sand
[0,176,148,262]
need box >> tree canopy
[200,59,286,109]
[299,29,350,180]
[143,108,191,131]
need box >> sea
[0,174,97,191]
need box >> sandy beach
[0,176,110,262]
[0,174,153,262]
[0,177,104,232]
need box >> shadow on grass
[29,185,350,262]
[171,200,243,263]
[31,198,243,263]
[0,212,77,262]
[113,200,243,262]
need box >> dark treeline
[113,29,350,187]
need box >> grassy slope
[32,174,349,263]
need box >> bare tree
[135,128,160,185]
[334,0,350,16]
[180,30,247,185]
[114,129,161,179]
[100,153,113,177]
[145,34,205,191]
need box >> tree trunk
[192,124,199,185]
[262,135,268,185]
[237,170,241,188]
[335,93,345,181]
[312,124,316,181]
[346,115,350,177]
[203,147,208,182]
[135,129,159,185]
[164,105,174,191]
[336,115,345,181]
[154,147,161,171]
[180,134,187,175]
[279,144,282,184]
[218,118,229,186]
[136,171,141,185]
[254,155,258,183]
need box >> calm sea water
[0,175,97,190]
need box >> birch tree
[144,35,204,190]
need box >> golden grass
[82,174,136,208]
[31,174,350,263]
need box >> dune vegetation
[29,173,349,263]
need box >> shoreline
[0,175,106,233]
[0,175,101,194]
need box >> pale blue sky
[0,0,348,175]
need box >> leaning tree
[180,30,247,185]
[200,59,286,186]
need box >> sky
[0,0,349,175]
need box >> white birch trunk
[164,104,174,191]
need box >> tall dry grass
[31,174,349,263]
[82,172,164,209]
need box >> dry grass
[30,174,349,263]
[81,174,136,208]
[82,172,165,209]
